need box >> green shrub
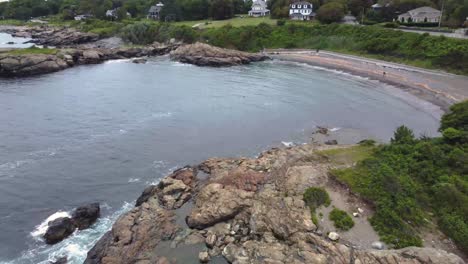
[329,208,354,231]
[332,101,468,251]
[303,187,331,210]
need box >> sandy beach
[268,50,468,111]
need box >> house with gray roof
[398,6,441,23]
[248,0,270,17]
[289,1,314,20]
[148,2,164,20]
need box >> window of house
[298,5,301,8]
[292,5,295,8]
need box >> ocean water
[0,32,35,49]
[0,57,442,263]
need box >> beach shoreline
[268,50,468,112]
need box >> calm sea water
[0,32,34,48]
[0,57,442,263]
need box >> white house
[148,2,164,20]
[106,8,131,20]
[289,1,314,20]
[398,6,441,23]
[248,0,270,17]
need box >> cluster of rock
[4,26,99,47]
[44,203,100,245]
[170,42,269,67]
[0,44,178,77]
[84,144,464,264]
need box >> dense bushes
[199,23,468,74]
[329,208,355,230]
[120,21,198,44]
[333,101,468,251]
[303,187,331,225]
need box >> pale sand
[267,50,468,112]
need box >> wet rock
[198,251,210,263]
[371,241,385,250]
[132,58,147,64]
[6,42,15,45]
[315,126,329,135]
[43,217,75,244]
[50,256,67,264]
[72,203,100,230]
[325,139,338,145]
[328,232,340,241]
[186,183,254,229]
[170,43,268,67]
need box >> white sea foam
[281,141,294,147]
[6,202,133,264]
[104,58,133,64]
[329,127,341,132]
[128,178,140,183]
[31,211,71,239]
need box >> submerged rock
[72,203,100,230]
[43,217,75,244]
[132,58,147,64]
[170,42,268,67]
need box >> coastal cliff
[84,144,464,264]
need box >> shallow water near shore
[0,32,34,48]
[0,57,442,263]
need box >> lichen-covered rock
[186,183,254,229]
[170,43,268,67]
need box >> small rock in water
[325,140,338,145]
[43,217,75,244]
[71,203,100,230]
[371,241,385,250]
[132,58,147,64]
[316,126,329,135]
[199,251,210,263]
[50,256,67,264]
[328,232,340,241]
[6,42,15,45]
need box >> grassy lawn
[3,47,58,55]
[174,16,278,28]
[317,145,375,166]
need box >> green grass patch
[5,47,58,55]
[329,208,355,231]
[318,145,376,166]
[174,16,278,29]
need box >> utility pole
[438,0,445,28]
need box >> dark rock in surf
[325,139,338,145]
[50,256,68,264]
[43,217,75,244]
[72,203,100,230]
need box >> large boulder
[170,43,268,67]
[43,217,75,244]
[0,54,68,77]
[186,183,254,229]
[72,203,100,230]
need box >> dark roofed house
[289,1,314,20]
[148,2,164,20]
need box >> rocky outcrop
[44,217,75,245]
[85,144,465,264]
[2,26,99,47]
[72,203,100,230]
[170,42,268,67]
[0,44,178,77]
[43,203,100,245]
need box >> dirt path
[267,50,468,111]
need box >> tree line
[0,0,251,21]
